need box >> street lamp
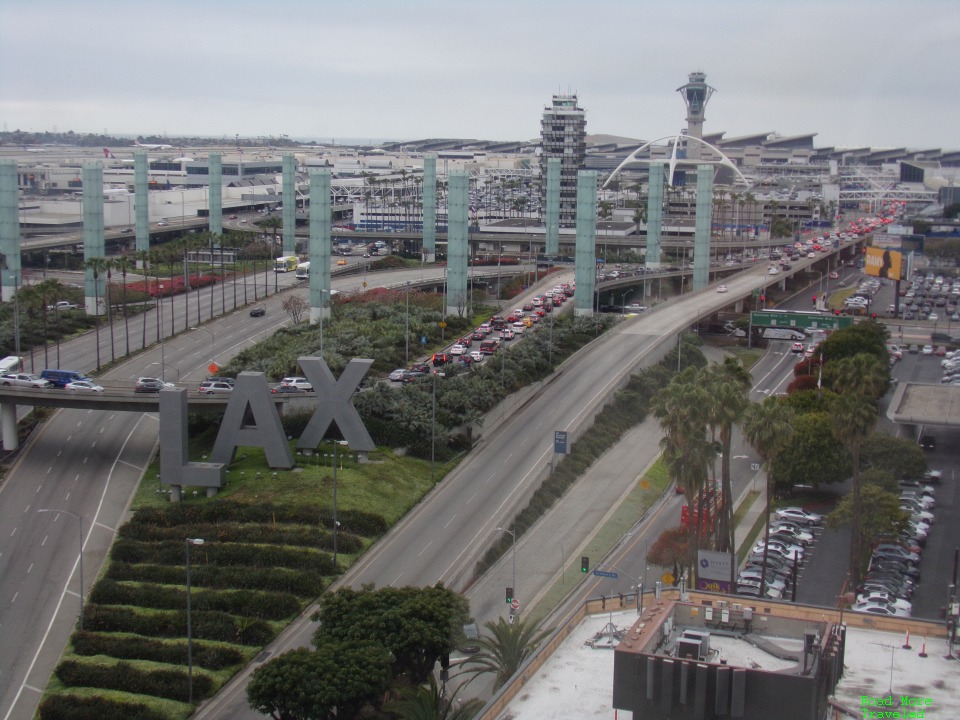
[404,281,411,365]
[189,326,216,366]
[37,509,84,630]
[319,288,330,358]
[185,537,205,705]
[496,526,516,610]
[330,439,348,569]
[431,371,445,483]
[620,290,634,316]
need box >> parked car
[774,507,822,526]
[850,601,910,618]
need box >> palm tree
[112,255,134,356]
[464,617,551,691]
[742,397,795,597]
[105,258,116,363]
[700,360,750,556]
[831,353,888,401]
[82,256,110,370]
[652,369,713,563]
[832,394,878,583]
[385,676,484,720]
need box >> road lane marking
[27,563,33,574]
[418,540,433,557]
[443,514,458,529]
[41,535,47,546]
[11,592,18,603]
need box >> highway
[0,239,851,719]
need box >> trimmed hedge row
[117,521,364,554]
[129,501,388,537]
[88,580,301,621]
[110,539,335,574]
[38,694,166,720]
[71,630,244,671]
[55,658,212,703]
[82,604,275,646]
[106,561,324,597]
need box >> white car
[450,344,467,356]
[775,507,822,526]
[851,601,910,618]
[922,345,934,355]
[469,350,484,363]
[716,285,728,293]
[65,380,104,392]
[768,267,780,275]
[389,368,409,382]
[855,592,912,613]
[280,376,313,391]
[0,373,52,388]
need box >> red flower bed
[126,275,218,298]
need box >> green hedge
[71,630,244,671]
[106,561,324,597]
[88,580,301,621]
[81,604,275,646]
[117,520,364,554]
[38,694,166,720]
[110,539,334,574]
[128,501,388,537]
[55,658,212,703]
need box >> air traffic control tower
[677,71,715,161]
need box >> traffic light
[834,309,841,316]
[505,586,513,603]
[759,295,765,304]
[581,556,590,573]
[812,295,818,305]
[871,313,877,319]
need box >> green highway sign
[750,311,854,331]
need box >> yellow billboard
[864,247,903,280]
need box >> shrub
[106,562,324,597]
[71,630,244,671]
[38,694,166,720]
[55,658,212,702]
[81,604,275,646]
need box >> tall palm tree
[82,256,110,370]
[112,255,134,356]
[700,360,750,556]
[385,676,484,720]
[831,353,888,401]
[832,394,878,583]
[652,369,713,564]
[743,397,795,597]
[464,617,551,691]
[105,259,116,363]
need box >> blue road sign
[554,430,568,454]
[593,569,618,579]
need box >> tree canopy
[860,433,928,480]
[771,412,851,489]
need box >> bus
[274,256,298,273]
[295,261,310,280]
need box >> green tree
[860,433,928,480]
[819,323,888,369]
[859,467,898,495]
[384,675,484,720]
[700,360,750,554]
[830,353,889,401]
[247,643,392,720]
[831,394,878,582]
[312,585,469,684]
[112,254,135,356]
[743,397,795,596]
[82,256,110,370]
[771,412,851,490]
[652,369,713,562]
[463,616,552,690]
[827,484,910,558]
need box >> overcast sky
[2,0,958,149]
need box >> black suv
[919,435,936,450]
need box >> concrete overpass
[886,382,960,437]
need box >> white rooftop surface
[832,627,960,718]
[499,610,632,719]
[707,634,800,672]
[499,613,960,719]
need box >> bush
[38,694,167,720]
[81,604,275,646]
[55,658,212,702]
[106,562,324,597]
[110,538,335,574]
[88,580,302,621]
[71,630,244,671]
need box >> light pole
[37,509,84,630]
[319,288,330,357]
[331,439,346,569]
[404,281,411,365]
[431,371,445,483]
[158,283,166,380]
[620,290,634,316]
[496,526,516,607]
[185,537,205,705]
[189,326,216,366]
